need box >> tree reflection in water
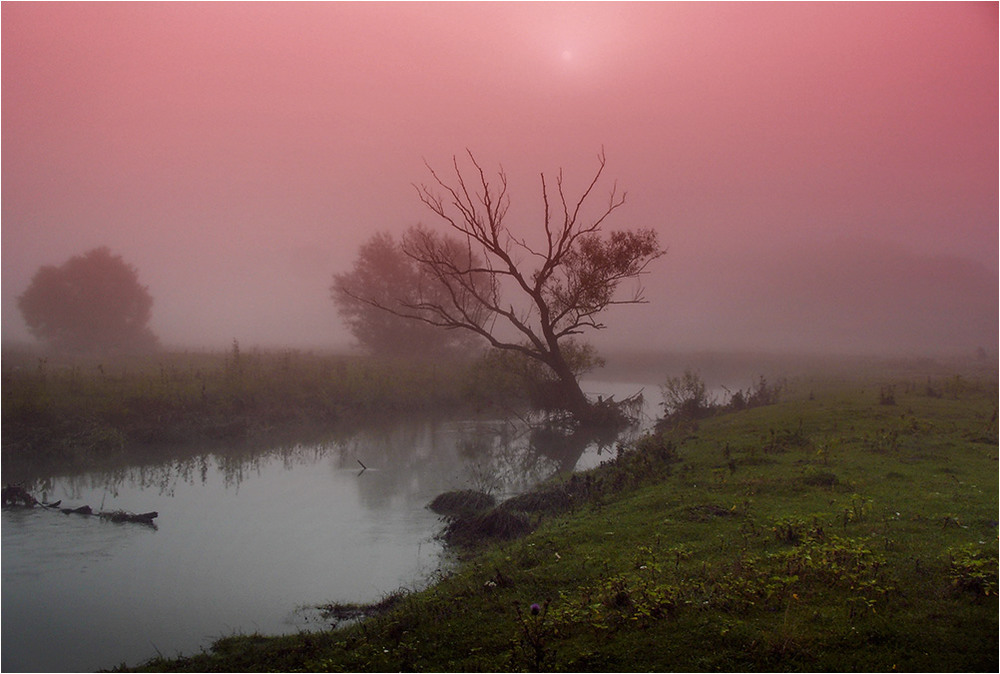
[23,412,642,512]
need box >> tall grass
[1,345,519,476]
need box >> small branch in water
[357,458,368,472]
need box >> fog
[3,2,996,356]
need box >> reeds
[2,346,511,473]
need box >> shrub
[428,490,496,517]
[946,543,998,598]
[441,509,533,547]
[660,369,715,422]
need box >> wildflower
[530,603,541,615]
[484,580,497,588]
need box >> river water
[2,382,658,672]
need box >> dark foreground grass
[123,370,998,672]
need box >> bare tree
[353,150,664,421]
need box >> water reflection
[25,412,644,509]
[4,410,644,672]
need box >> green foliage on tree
[17,247,159,353]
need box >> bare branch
[340,150,664,418]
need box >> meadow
[117,363,998,672]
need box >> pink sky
[3,2,997,354]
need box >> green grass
[121,369,998,672]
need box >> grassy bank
[2,345,513,478]
[124,369,998,672]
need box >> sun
[561,49,574,62]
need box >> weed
[660,369,715,422]
[842,494,874,526]
[513,599,552,670]
[766,421,810,453]
[946,542,998,598]
[660,372,782,427]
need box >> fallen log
[99,510,159,525]
[4,484,158,526]
[61,505,93,515]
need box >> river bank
[122,367,998,672]
[1,345,532,480]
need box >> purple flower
[530,603,541,615]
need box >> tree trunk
[547,357,593,422]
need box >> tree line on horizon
[16,151,662,421]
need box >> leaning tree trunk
[546,356,594,422]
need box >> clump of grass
[500,486,573,514]
[727,375,783,411]
[441,509,533,547]
[428,490,496,517]
[317,589,408,627]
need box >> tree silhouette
[332,230,486,358]
[343,150,664,421]
[17,247,159,353]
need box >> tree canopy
[339,150,664,420]
[17,247,159,353]
[331,231,486,358]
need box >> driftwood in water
[60,505,93,515]
[58,504,158,524]
[4,484,158,526]
[99,510,159,524]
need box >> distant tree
[331,231,486,358]
[17,247,159,353]
[341,150,664,421]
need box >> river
[2,381,659,672]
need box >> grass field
[120,366,998,672]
